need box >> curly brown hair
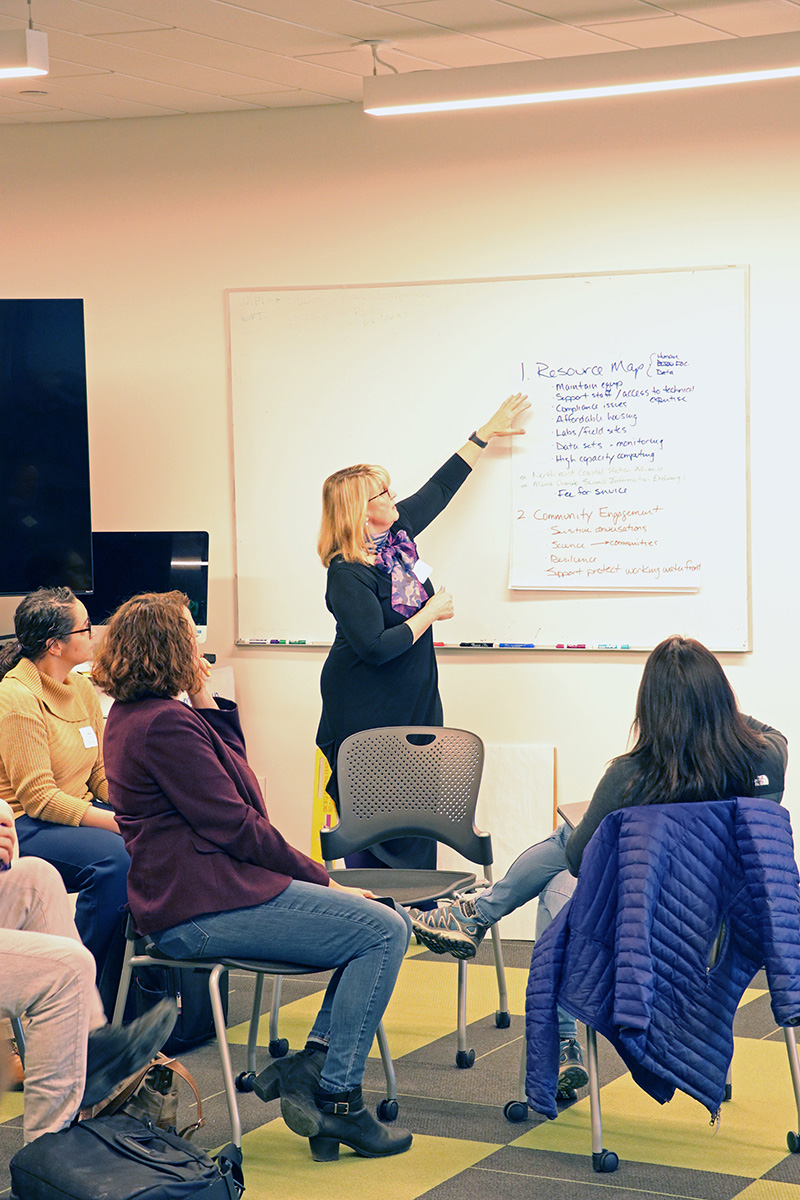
[92,591,204,702]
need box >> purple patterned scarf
[372,529,429,617]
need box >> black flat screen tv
[0,299,93,596]
[85,531,209,639]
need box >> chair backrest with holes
[322,727,492,866]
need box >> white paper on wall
[437,743,556,942]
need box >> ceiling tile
[87,0,349,55]
[666,1,800,36]
[97,27,361,92]
[583,14,734,45]
[387,0,550,28]
[478,18,633,55]
[0,0,166,35]
[366,30,532,66]
[491,0,669,18]
[0,107,105,122]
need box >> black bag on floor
[10,1112,244,1200]
[133,965,229,1055]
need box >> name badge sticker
[413,558,432,584]
[80,726,98,749]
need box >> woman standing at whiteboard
[316,393,529,870]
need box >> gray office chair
[321,726,510,1069]
[112,920,400,1148]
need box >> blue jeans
[152,881,412,1093]
[474,824,577,1039]
[15,813,130,1018]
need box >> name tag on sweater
[79,726,98,749]
[413,558,431,584]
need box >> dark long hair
[618,634,767,805]
[0,587,77,680]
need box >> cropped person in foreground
[0,798,176,1143]
[93,591,414,1162]
[317,392,530,869]
[0,587,129,1015]
[410,635,787,1096]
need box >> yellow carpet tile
[0,1092,24,1124]
[515,1036,800,1178]
[228,957,530,1059]
[239,1117,500,1200]
[734,1184,800,1200]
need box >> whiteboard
[227,268,749,651]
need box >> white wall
[1,80,797,852]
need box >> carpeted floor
[2,938,800,1199]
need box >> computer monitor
[84,531,209,642]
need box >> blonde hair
[318,464,390,567]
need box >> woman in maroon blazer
[93,591,412,1163]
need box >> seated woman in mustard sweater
[0,587,129,1016]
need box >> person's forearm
[79,803,120,834]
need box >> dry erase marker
[459,642,493,648]
[433,641,445,647]
[499,643,535,648]
[567,644,586,649]
[288,639,307,645]
[269,639,286,644]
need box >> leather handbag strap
[82,1052,205,1136]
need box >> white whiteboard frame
[226,265,750,652]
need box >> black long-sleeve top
[564,715,788,876]
[316,453,471,799]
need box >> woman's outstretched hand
[477,392,530,442]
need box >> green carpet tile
[2,948,800,1199]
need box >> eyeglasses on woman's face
[62,621,92,638]
[368,486,394,502]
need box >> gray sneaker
[408,897,489,959]
[556,1037,588,1099]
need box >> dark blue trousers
[15,814,130,1018]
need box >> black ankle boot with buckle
[282,1083,413,1161]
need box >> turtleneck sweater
[0,657,107,825]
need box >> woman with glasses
[0,587,129,1016]
[316,393,529,870]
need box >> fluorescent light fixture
[0,28,48,79]
[363,31,800,115]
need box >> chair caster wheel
[235,1071,256,1093]
[456,1049,475,1069]
[592,1149,619,1173]
[268,1038,289,1058]
[724,1083,732,1101]
[503,1100,529,1122]
[787,1131,800,1153]
[495,1010,511,1029]
[377,1099,399,1122]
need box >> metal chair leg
[375,1020,397,1102]
[489,923,510,1022]
[784,1026,800,1152]
[10,1017,25,1066]
[247,974,264,1075]
[208,964,242,1150]
[586,1027,618,1172]
[112,935,136,1027]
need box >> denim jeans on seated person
[151,880,412,1094]
[472,823,578,1039]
